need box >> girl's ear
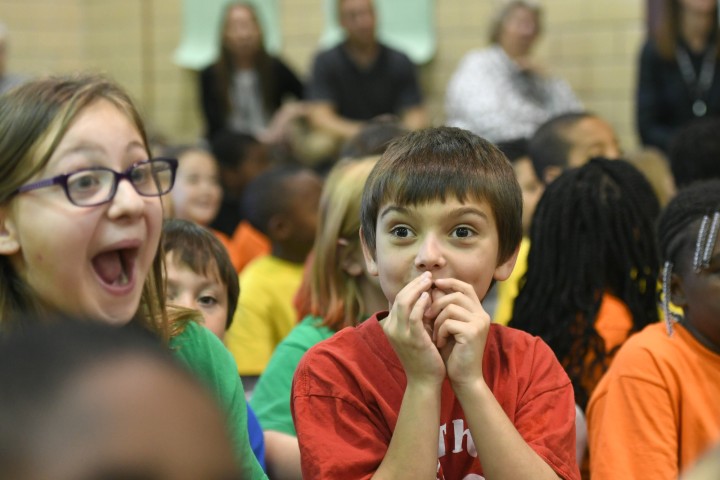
[337,239,364,277]
[359,228,378,277]
[669,272,687,308]
[0,207,20,256]
[493,244,519,281]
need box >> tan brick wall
[0,0,646,150]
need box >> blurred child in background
[0,321,242,480]
[163,218,266,470]
[224,166,323,391]
[251,156,384,479]
[588,180,720,480]
[167,144,242,270]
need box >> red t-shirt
[291,313,579,480]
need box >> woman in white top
[445,0,581,142]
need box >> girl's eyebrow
[53,140,146,160]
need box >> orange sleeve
[211,229,242,272]
[230,221,271,273]
[587,340,679,480]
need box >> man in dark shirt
[306,0,428,142]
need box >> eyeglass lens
[67,160,175,206]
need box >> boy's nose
[414,234,446,271]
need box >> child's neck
[271,245,307,264]
[358,277,389,315]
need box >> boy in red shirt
[291,127,579,479]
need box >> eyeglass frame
[14,158,178,207]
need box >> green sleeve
[171,321,268,480]
[251,316,333,436]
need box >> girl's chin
[92,309,137,327]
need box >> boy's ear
[0,206,20,256]
[493,245,519,282]
[358,228,378,277]
[338,239,363,277]
[267,213,291,241]
[668,272,687,308]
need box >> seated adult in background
[637,0,720,153]
[200,3,304,143]
[668,116,720,189]
[529,111,621,185]
[306,0,428,144]
[445,0,580,143]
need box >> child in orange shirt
[588,180,720,479]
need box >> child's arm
[372,271,444,479]
[264,431,302,480]
[430,277,564,480]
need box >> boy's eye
[451,226,474,238]
[390,226,413,238]
[197,295,218,307]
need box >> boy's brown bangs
[172,242,218,280]
[377,164,489,209]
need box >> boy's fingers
[410,291,431,331]
[425,291,476,319]
[432,304,465,345]
[436,318,475,349]
[395,272,432,309]
[432,278,479,301]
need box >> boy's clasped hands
[383,271,489,390]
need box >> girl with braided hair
[587,179,720,480]
[509,158,661,410]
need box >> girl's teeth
[117,270,129,286]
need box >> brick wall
[0,0,645,150]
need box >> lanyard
[676,44,717,117]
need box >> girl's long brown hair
[0,74,185,341]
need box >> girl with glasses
[0,74,267,479]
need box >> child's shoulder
[296,314,398,378]
[170,321,237,376]
[485,324,571,391]
[304,313,387,358]
[487,322,549,355]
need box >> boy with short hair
[225,166,323,385]
[291,127,579,479]
[162,218,266,471]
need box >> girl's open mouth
[91,248,138,289]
